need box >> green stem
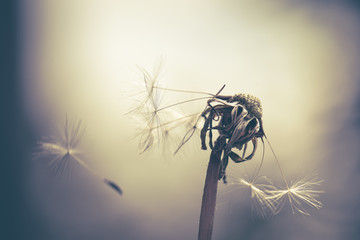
[198,135,226,240]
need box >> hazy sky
[20,0,360,239]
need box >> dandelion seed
[128,64,169,153]
[104,179,123,195]
[134,105,199,154]
[267,177,323,215]
[129,64,210,154]
[35,116,122,196]
[35,116,86,176]
[263,137,324,215]
[224,173,278,218]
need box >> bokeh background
[3,0,360,239]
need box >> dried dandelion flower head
[197,90,265,182]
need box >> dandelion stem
[198,135,226,240]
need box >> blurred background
[3,0,360,239]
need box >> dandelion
[131,69,266,238]
[35,116,123,196]
[130,64,323,239]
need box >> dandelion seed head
[230,93,263,119]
